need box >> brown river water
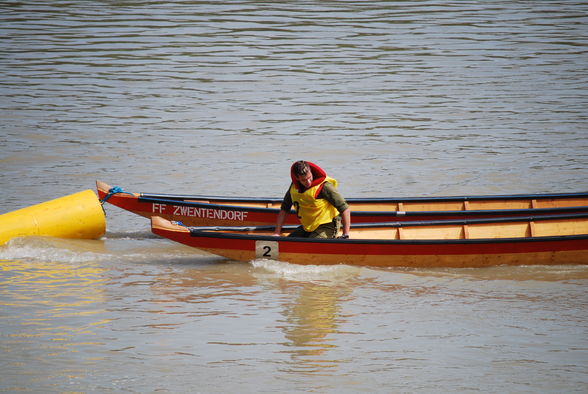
[1,1,588,392]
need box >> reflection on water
[148,264,258,313]
[281,283,348,373]
[1,258,108,390]
[382,264,588,282]
[249,260,361,374]
[1,258,107,318]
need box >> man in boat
[273,160,351,238]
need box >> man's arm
[273,189,293,236]
[273,209,288,236]
[320,182,351,237]
[340,207,350,237]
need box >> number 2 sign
[255,240,279,260]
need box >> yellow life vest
[289,176,339,232]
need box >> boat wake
[249,258,588,283]
[0,235,209,266]
[0,237,109,264]
[250,258,361,283]
[103,230,159,240]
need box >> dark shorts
[288,217,341,239]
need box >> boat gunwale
[139,190,588,204]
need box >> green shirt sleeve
[280,186,293,211]
[318,182,349,214]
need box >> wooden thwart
[463,224,470,239]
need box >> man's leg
[288,225,310,238]
[308,221,337,238]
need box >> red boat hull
[151,217,588,268]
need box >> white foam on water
[250,258,361,283]
[0,237,109,264]
[0,236,209,265]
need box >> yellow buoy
[0,189,106,245]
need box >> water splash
[0,235,209,265]
[0,237,108,264]
[250,258,360,283]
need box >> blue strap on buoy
[100,186,132,205]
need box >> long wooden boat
[151,214,588,268]
[97,180,588,227]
